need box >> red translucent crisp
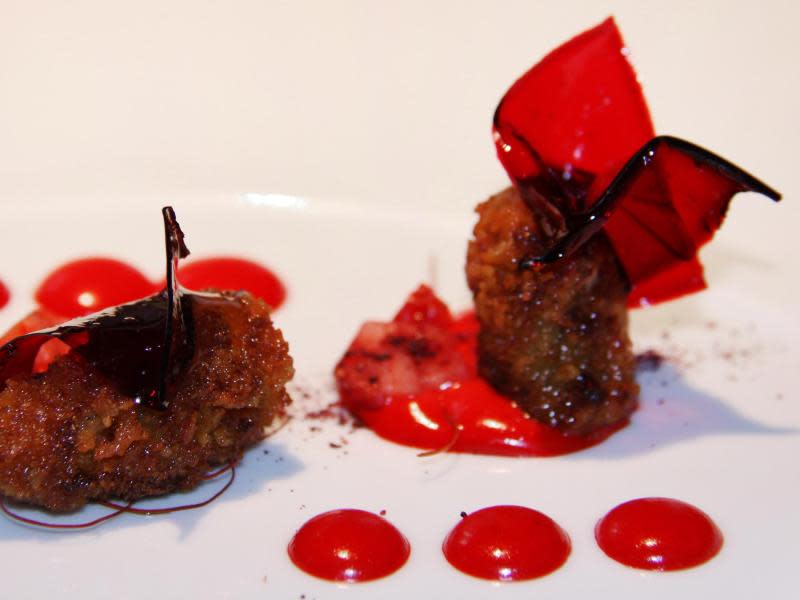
[494,17,779,306]
[494,17,653,185]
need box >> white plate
[1,2,798,599]
[0,192,798,600]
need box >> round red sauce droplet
[443,505,571,581]
[288,509,410,582]
[349,314,624,457]
[177,257,286,309]
[35,258,156,318]
[0,279,9,309]
[595,497,723,570]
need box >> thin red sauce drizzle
[0,280,9,310]
[33,256,285,320]
[0,464,235,529]
[443,505,571,581]
[288,509,410,582]
[595,497,723,570]
[342,306,625,457]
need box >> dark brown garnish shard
[515,136,781,307]
[0,209,293,512]
[0,207,192,409]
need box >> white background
[1,2,798,599]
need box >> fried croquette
[466,187,638,436]
[0,291,292,512]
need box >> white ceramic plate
[0,192,797,599]
[1,2,798,598]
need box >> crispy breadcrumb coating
[0,292,292,512]
[466,187,638,436]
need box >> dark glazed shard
[0,207,192,409]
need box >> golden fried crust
[466,187,638,436]
[0,292,293,512]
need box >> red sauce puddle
[34,256,285,319]
[347,311,625,457]
[595,497,723,570]
[288,509,410,582]
[443,505,571,581]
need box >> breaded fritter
[466,187,638,436]
[0,291,292,512]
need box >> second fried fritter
[466,187,638,436]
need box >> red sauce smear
[595,497,723,570]
[33,256,285,320]
[336,286,625,456]
[0,280,9,309]
[443,505,571,581]
[288,509,410,582]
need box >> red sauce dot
[35,258,156,318]
[0,280,9,309]
[595,497,723,570]
[443,505,571,581]
[177,257,286,309]
[288,509,410,582]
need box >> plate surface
[1,2,798,599]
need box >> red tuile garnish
[494,17,781,306]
